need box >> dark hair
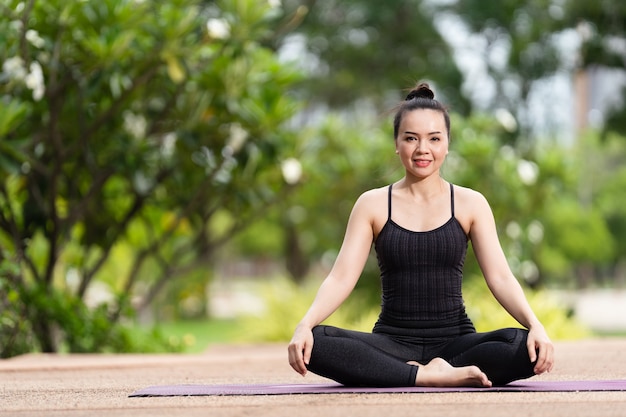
[393,83,450,139]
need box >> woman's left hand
[527,325,555,375]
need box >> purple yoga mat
[130,379,626,397]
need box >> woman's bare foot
[412,357,492,388]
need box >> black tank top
[374,183,470,325]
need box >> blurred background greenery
[1,0,625,357]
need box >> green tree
[567,131,626,287]
[278,0,469,112]
[0,0,302,356]
[438,0,626,137]
[227,111,396,285]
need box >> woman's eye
[431,137,440,141]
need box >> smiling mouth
[414,159,431,167]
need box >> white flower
[495,108,518,132]
[25,61,45,101]
[133,171,153,195]
[281,158,302,185]
[268,0,281,8]
[517,159,539,185]
[161,132,177,157]
[123,111,147,139]
[9,20,23,32]
[3,57,46,100]
[226,123,249,153]
[2,56,27,80]
[206,18,230,40]
[506,221,522,240]
[25,29,45,48]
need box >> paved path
[1,339,626,416]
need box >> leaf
[0,100,29,137]
[163,53,186,84]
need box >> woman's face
[395,109,449,179]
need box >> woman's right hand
[288,324,314,376]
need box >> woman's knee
[506,328,530,353]
[311,324,334,340]
[312,325,356,340]
[488,327,529,347]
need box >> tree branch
[0,185,38,284]
[76,167,172,297]
[136,240,214,313]
[136,182,294,313]
[62,168,115,230]
[17,0,36,64]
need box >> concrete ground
[1,338,626,417]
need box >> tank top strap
[387,184,393,220]
[449,183,455,217]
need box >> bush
[240,276,591,342]
[0,269,182,357]
[463,277,591,340]
[0,260,35,358]
[238,277,379,342]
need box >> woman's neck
[396,175,447,200]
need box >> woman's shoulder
[352,185,390,215]
[451,183,492,218]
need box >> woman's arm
[288,191,377,376]
[467,191,554,375]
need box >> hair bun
[405,83,435,101]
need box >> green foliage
[0,267,179,358]
[0,0,304,356]
[19,283,181,354]
[0,255,33,358]
[289,114,397,251]
[151,319,243,352]
[445,115,623,288]
[226,110,398,282]
[239,276,590,343]
[531,131,626,286]
[542,199,614,263]
[280,0,469,112]
[463,276,591,340]
[2,0,625,358]
[579,132,626,266]
[238,277,380,342]
[437,0,626,138]
[559,1,626,69]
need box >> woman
[287,83,554,387]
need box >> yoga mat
[130,379,626,397]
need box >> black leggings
[307,325,536,387]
